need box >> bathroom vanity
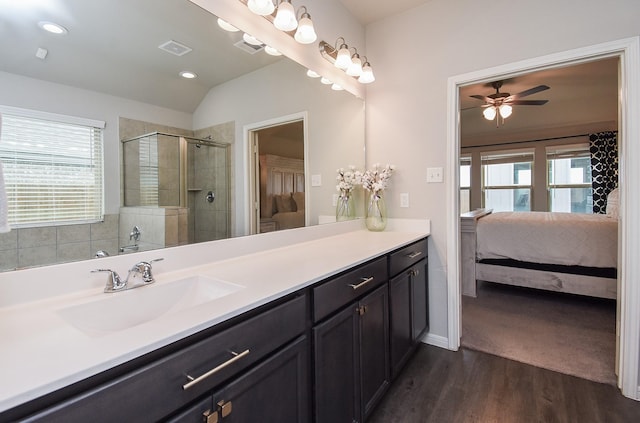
[0,221,429,422]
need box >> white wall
[364,0,640,340]
[192,59,365,234]
[0,71,192,215]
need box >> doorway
[446,37,640,399]
[246,113,309,235]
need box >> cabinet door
[171,336,310,423]
[313,305,359,423]
[389,270,412,379]
[411,259,429,342]
[359,285,390,421]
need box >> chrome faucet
[92,258,164,293]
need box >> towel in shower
[0,113,9,233]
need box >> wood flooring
[368,345,640,423]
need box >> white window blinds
[0,106,105,227]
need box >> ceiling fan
[470,81,550,126]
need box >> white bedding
[476,212,618,268]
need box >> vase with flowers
[335,166,361,221]
[361,163,395,231]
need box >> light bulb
[499,104,513,118]
[294,14,317,44]
[274,1,297,31]
[217,18,239,32]
[243,33,262,46]
[358,63,375,83]
[346,55,363,77]
[483,106,497,120]
[247,0,275,15]
[335,44,352,70]
[264,45,282,56]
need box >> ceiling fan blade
[470,94,495,104]
[510,85,550,99]
[509,99,549,106]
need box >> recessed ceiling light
[38,21,67,35]
[179,71,197,79]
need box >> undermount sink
[58,275,243,337]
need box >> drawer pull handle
[182,349,250,390]
[407,251,423,259]
[348,276,374,290]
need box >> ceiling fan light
[247,0,275,16]
[499,104,513,118]
[274,1,297,31]
[294,14,317,44]
[483,106,497,120]
[335,44,352,70]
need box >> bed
[259,154,305,232]
[461,207,618,299]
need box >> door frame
[243,112,309,234]
[445,37,640,399]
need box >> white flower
[362,163,395,195]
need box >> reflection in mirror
[0,0,365,271]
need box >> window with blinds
[546,143,592,213]
[0,106,105,227]
[481,148,534,212]
[460,155,471,213]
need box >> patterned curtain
[589,131,618,214]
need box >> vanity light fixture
[319,39,375,84]
[38,21,67,35]
[294,7,317,44]
[179,71,197,79]
[247,0,275,15]
[274,0,297,31]
[217,18,239,32]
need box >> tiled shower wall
[0,214,119,271]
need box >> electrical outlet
[311,174,322,187]
[400,193,409,208]
[332,193,338,206]
[427,167,443,183]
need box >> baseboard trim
[421,332,450,349]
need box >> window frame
[546,143,593,213]
[480,148,535,212]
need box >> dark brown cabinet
[169,336,310,423]
[313,275,389,423]
[389,240,429,379]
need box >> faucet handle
[91,269,126,292]
[134,258,164,284]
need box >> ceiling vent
[158,40,192,56]
[234,40,264,55]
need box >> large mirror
[0,0,365,271]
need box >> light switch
[400,193,409,208]
[311,174,322,187]
[427,167,443,183]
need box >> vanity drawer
[26,294,307,423]
[389,239,428,277]
[313,257,387,322]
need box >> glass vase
[365,192,387,231]
[336,190,356,221]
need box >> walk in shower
[121,132,230,250]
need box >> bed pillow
[275,193,295,213]
[292,192,305,211]
[606,188,619,218]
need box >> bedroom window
[460,156,471,213]
[481,149,534,212]
[547,143,593,213]
[0,106,105,227]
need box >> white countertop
[0,221,429,413]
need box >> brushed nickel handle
[348,276,374,290]
[407,251,423,259]
[183,349,250,390]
